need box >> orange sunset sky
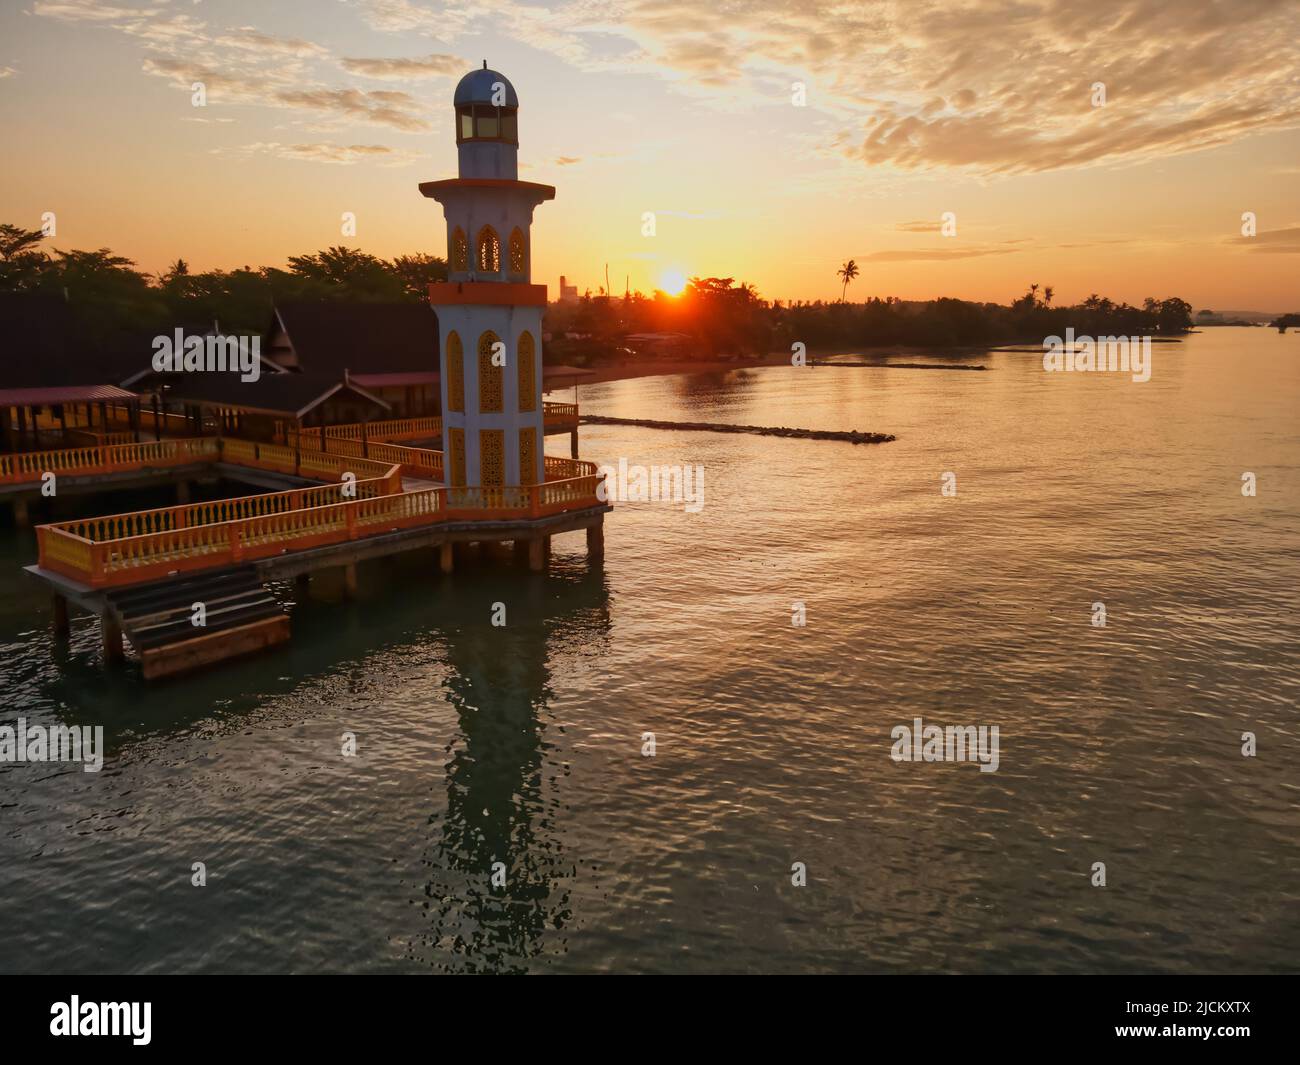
[1,0,1297,310]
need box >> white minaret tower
[420,63,555,490]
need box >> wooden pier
[16,405,608,679]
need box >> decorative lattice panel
[476,226,500,273]
[480,429,505,486]
[451,228,468,271]
[518,426,538,484]
[478,331,503,413]
[449,427,466,486]
[446,331,465,412]
[509,228,526,275]
[517,331,536,412]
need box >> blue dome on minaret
[454,65,519,108]
[452,62,519,180]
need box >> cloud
[141,58,431,132]
[859,246,1024,262]
[1234,226,1300,253]
[896,220,941,233]
[0,67,16,79]
[216,141,426,167]
[346,0,1300,176]
[32,0,1300,177]
[35,1,431,133]
[353,0,455,35]
[554,156,582,166]
[340,53,464,80]
[273,88,430,132]
[215,27,328,58]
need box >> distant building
[623,332,692,358]
[559,275,579,302]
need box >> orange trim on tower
[427,281,548,306]
[419,178,556,200]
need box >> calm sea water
[1,326,1297,974]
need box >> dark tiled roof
[0,384,137,405]
[0,292,79,388]
[0,293,221,389]
[159,372,390,418]
[273,301,440,376]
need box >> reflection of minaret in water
[407,564,612,973]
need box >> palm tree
[837,259,859,302]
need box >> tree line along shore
[1,223,1208,370]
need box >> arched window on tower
[518,426,538,485]
[446,331,464,412]
[478,330,503,413]
[476,226,500,273]
[508,227,526,277]
[517,330,536,412]
[451,227,468,272]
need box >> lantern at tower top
[453,63,520,180]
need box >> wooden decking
[14,401,606,678]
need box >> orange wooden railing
[64,429,138,448]
[543,401,579,425]
[0,437,219,485]
[544,455,599,480]
[324,416,440,442]
[0,434,407,489]
[215,438,399,483]
[43,466,402,543]
[278,402,577,447]
[271,436,444,482]
[36,471,605,587]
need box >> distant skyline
[1,0,1297,309]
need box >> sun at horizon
[658,269,688,296]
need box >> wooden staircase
[105,567,290,679]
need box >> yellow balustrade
[543,455,599,480]
[544,401,578,422]
[276,402,576,448]
[31,430,606,587]
[0,437,219,484]
[44,468,401,544]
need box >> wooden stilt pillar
[527,536,548,572]
[587,519,604,562]
[13,497,29,528]
[101,613,123,664]
[52,594,70,644]
[438,542,454,574]
[343,562,358,598]
[570,428,579,459]
[176,480,191,505]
